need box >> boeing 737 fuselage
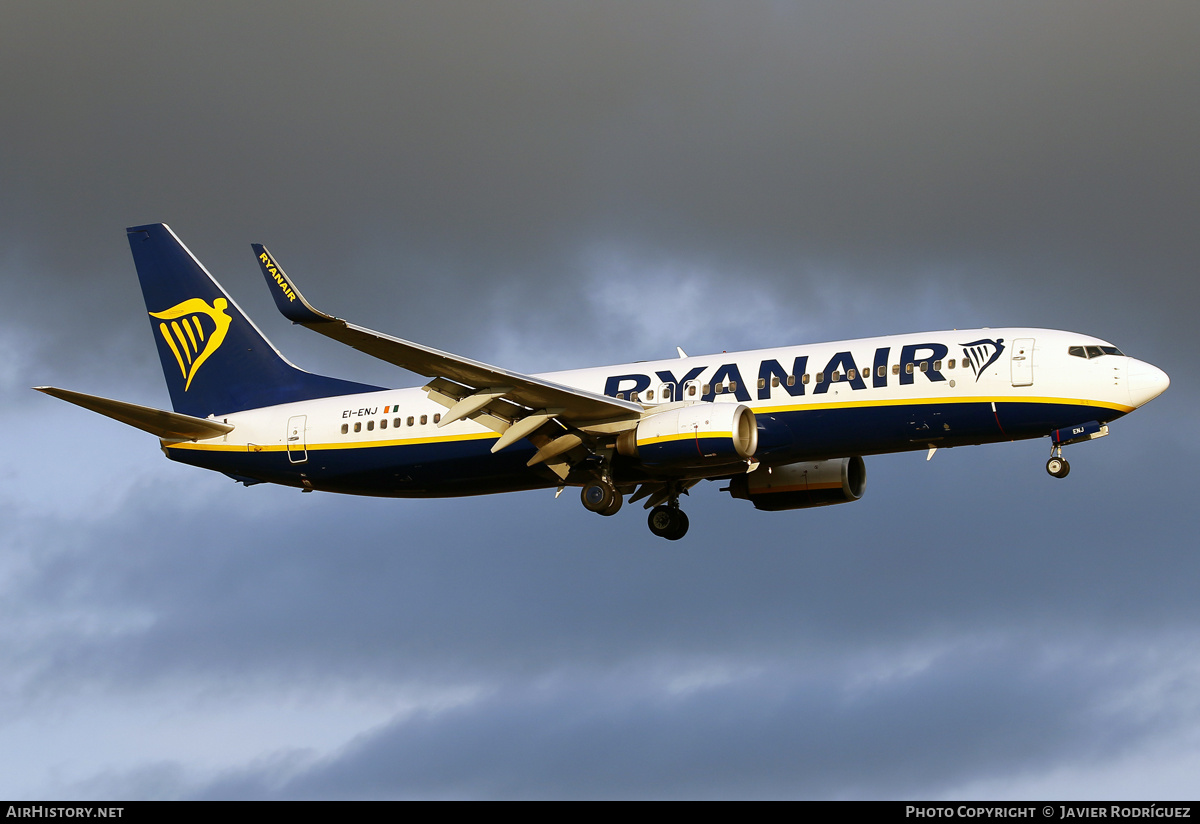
[37,225,1170,539]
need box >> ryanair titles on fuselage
[602,341,962,403]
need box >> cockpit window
[1070,344,1126,359]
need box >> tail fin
[128,224,382,416]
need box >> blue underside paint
[167,400,1123,497]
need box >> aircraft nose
[1127,358,1170,408]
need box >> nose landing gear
[1046,455,1070,478]
[1046,444,1070,478]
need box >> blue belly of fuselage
[164,398,1121,496]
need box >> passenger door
[286,415,307,463]
[1011,338,1034,387]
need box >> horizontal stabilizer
[34,387,235,441]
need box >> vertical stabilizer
[127,224,381,416]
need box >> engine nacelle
[618,403,758,469]
[727,456,866,511]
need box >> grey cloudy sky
[1,1,1197,799]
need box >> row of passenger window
[615,359,968,401]
[1068,345,1124,359]
[341,413,443,435]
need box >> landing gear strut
[1046,445,1070,479]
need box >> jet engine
[727,456,866,511]
[617,403,758,469]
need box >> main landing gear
[647,505,689,541]
[581,478,691,540]
[1046,444,1070,479]
[581,480,623,516]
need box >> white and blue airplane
[37,224,1170,539]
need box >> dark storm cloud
[2,1,1197,799]
[11,460,1200,799]
[200,645,1171,800]
[4,2,1197,356]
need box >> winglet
[251,244,337,325]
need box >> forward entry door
[1011,338,1034,387]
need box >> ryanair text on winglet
[259,252,297,302]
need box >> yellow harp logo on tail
[149,298,233,391]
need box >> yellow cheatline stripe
[166,396,1132,452]
[637,430,734,447]
[756,395,1133,415]
[165,430,500,452]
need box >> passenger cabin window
[616,392,625,400]
[630,391,639,402]
[892,364,900,375]
[380,419,387,429]
[948,359,955,369]
[729,381,737,392]
[687,384,697,397]
[920,361,928,372]
[407,416,415,426]
[847,369,856,380]
[420,414,428,425]
[801,374,809,384]
[877,366,886,378]
[758,378,766,390]
[341,424,348,435]
[433,414,442,424]
[787,375,796,387]
[933,360,942,371]
[367,420,374,431]
[646,390,655,400]
[394,418,401,428]
[815,372,824,383]
[354,422,361,433]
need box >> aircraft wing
[251,245,643,432]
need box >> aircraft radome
[36,224,1170,540]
